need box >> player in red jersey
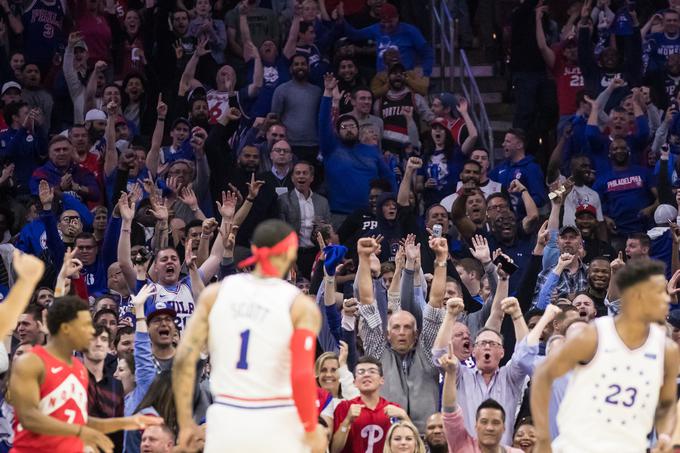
[9,295,161,453]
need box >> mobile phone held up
[493,254,519,275]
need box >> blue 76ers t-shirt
[594,165,655,234]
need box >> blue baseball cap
[144,298,176,323]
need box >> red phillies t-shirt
[12,345,89,453]
[333,396,399,453]
[551,47,584,116]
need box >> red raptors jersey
[551,48,584,116]
[12,346,89,453]
[333,397,399,453]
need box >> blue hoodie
[319,96,396,214]
[489,155,548,209]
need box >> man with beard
[320,74,395,228]
[10,296,161,453]
[440,160,482,211]
[271,54,322,162]
[226,145,278,253]
[585,257,611,316]
[336,58,365,114]
[562,155,604,228]
[574,204,614,263]
[187,97,210,130]
[374,63,433,151]
[423,412,448,453]
[593,138,658,247]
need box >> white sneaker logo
[51,367,63,374]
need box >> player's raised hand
[79,425,114,453]
[12,250,45,286]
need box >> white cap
[1,81,21,95]
[654,204,678,225]
[85,109,107,122]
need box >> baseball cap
[74,40,88,51]
[430,117,448,129]
[575,204,597,217]
[378,3,398,20]
[388,62,406,74]
[654,204,678,225]
[85,109,107,122]
[1,81,21,95]
[188,85,207,102]
[667,309,680,329]
[435,92,456,111]
[559,225,581,236]
[171,117,191,129]
[144,298,177,323]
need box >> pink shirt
[442,408,524,453]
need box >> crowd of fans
[0,0,679,451]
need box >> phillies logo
[360,424,384,452]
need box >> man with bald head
[259,139,294,194]
[355,235,449,432]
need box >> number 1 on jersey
[236,329,250,370]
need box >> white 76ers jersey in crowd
[553,316,666,453]
[208,273,300,408]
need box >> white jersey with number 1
[553,316,666,453]
[204,273,308,453]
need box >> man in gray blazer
[278,161,331,278]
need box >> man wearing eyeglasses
[320,74,396,230]
[261,139,294,195]
[332,356,408,453]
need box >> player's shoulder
[12,350,45,378]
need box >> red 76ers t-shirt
[333,396,400,453]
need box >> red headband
[238,231,298,276]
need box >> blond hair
[382,421,426,453]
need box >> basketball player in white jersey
[172,219,326,453]
[531,258,680,453]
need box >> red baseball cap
[575,204,597,217]
[379,3,398,20]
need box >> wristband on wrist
[246,197,255,202]
[157,117,166,121]
[136,316,146,322]
[512,315,522,321]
